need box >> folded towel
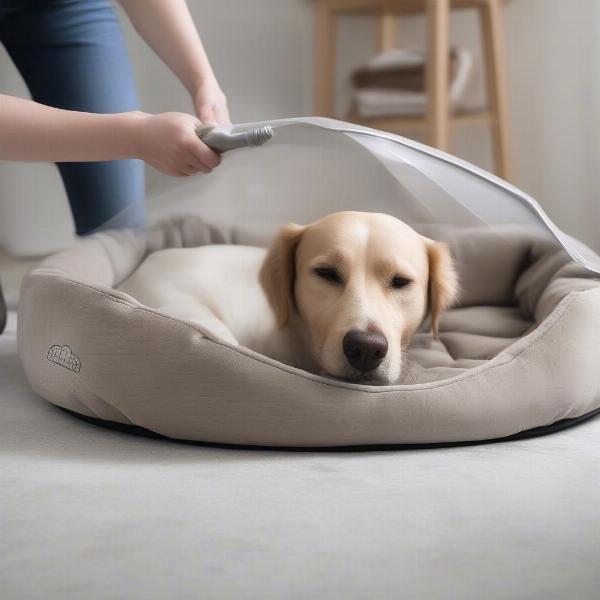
[353,47,473,118]
[352,48,458,92]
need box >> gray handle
[197,125,274,153]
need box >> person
[0,0,230,334]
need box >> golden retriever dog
[119,211,458,384]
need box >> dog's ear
[425,239,459,339]
[260,223,306,328]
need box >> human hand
[132,111,221,177]
[193,77,231,126]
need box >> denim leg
[1,0,145,235]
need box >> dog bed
[17,118,600,447]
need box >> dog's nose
[343,330,388,373]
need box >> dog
[119,211,458,384]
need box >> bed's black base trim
[58,405,600,452]
[0,278,6,336]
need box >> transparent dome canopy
[100,117,600,274]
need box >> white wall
[503,0,600,249]
[1,0,599,254]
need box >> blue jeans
[0,0,145,235]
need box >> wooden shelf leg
[480,0,511,180]
[426,0,450,151]
[378,7,397,52]
[314,4,336,117]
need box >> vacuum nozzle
[197,125,274,153]
[244,126,274,147]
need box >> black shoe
[0,278,6,335]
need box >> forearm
[118,0,215,94]
[0,95,143,162]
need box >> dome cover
[100,117,599,275]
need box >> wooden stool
[313,0,511,180]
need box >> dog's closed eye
[391,275,412,289]
[313,266,342,285]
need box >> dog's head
[260,211,458,384]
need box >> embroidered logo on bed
[47,344,81,374]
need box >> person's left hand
[193,77,231,127]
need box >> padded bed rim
[17,270,589,392]
[18,264,600,446]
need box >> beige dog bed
[18,214,600,447]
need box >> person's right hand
[132,111,221,177]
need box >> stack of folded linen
[351,47,473,118]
